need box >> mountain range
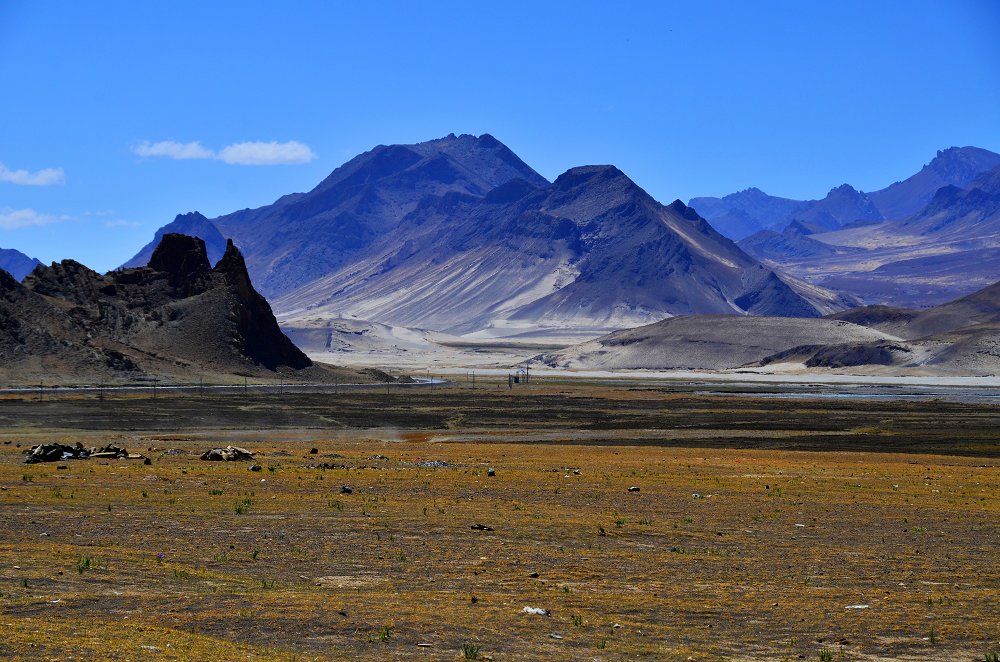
[738,162,1000,307]
[690,146,1000,240]
[125,134,852,341]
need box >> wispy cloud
[133,139,316,165]
[133,140,213,160]
[103,219,143,228]
[0,208,69,229]
[0,163,65,186]
[217,141,316,165]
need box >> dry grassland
[0,383,997,660]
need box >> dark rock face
[149,234,211,282]
[210,239,311,370]
[1,233,310,383]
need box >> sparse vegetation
[0,384,996,660]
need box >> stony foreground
[0,384,997,660]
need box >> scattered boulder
[249,464,262,472]
[200,446,255,461]
[24,443,89,464]
[487,468,496,477]
[340,485,353,494]
[91,444,129,459]
[471,523,495,532]
[522,606,551,616]
[628,486,641,492]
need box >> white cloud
[217,141,317,165]
[133,139,316,166]
[0,163,65,186]
[0,208,67,229]
[133,140,214,160]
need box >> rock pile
[200,446,256,461]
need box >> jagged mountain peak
[868,145,1000,219]
[827,183,863,196]
[930,145,1000,170]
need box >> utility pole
[472,371,475,390]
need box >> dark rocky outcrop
[0,233,311,383]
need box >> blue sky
[2,0,999,272]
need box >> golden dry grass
[0,385,998,660]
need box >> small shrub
[379,625,393,642]
[819,649,833,661]
[462,643,481,659]
[76,556,94,574]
